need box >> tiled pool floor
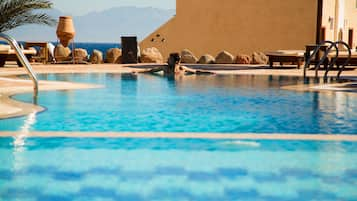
[1,136,357,201]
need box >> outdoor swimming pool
[1,73,357,200]
[0,137,356,201]
[0,73,356,134]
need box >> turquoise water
[0,137,357,201]
[0,73,357,133]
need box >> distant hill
[6,7,175,43]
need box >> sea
[68,42,121,55]
[0,41,122,58]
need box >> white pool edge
[1,132,357,141]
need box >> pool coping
[1,132,357,141]
[0,77,103,119]
[0,92,44,119]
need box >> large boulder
[90,49,103,64]
[235,54,252,64]
[54,44,71,62]
[140,47,163,63]
[215,51,234,64]
[251,52,268,64]
[74,48,88,62]
[198,54,215,64]
[181,49,198,64]
[106,48,122,63]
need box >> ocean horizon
[48,42,122,56]
[0,41,122,57]
[68,42,121,56]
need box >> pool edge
[1,132,357,141]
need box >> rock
[215,51,234,64]
[251,52,268,64]
[198,54,215,64]
[90,49,103,64]
[74,48,88,62]
[54,44,71,62]
[235,54,252,64]
[181,49,198,64]
[106,48,122,63]
[140,47,163,63]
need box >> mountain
[7,7,175,43]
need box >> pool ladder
[0,33,38,99]
[303,40,351,82]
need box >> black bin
[121,36,138,64]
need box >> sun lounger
[305,44,329,69]
[327,51,357,67]
[266,50,305,68]
[0,45,37,67]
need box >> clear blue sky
[51,0,176,16]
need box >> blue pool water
[0,73,357,133]
[0,137,357,201]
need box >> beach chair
[0,45,36,67]
[330,51,357,68]
[265,50,305,68]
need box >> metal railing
[314,41,338,80]
[0,33,38,98]
[303,40,337,79]
[303,40,352,81]
[334,41,351,80]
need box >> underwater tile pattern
[1,165,357,201]
[1,138,357,200]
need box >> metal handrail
[303,40,353,81]
[303,40,336,79]
[314,41,338,79]
[334,41,352,80]
[322,43,339,81]
[0,33,38,97]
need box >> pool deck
[1,63,357,140]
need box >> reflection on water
[14,111,37,151]
[172,74,320,90]
[2,74,357,133]
[11,111,37,172]
[317,91,357,133]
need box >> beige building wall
[321,0,336,41]
[321,0,357,48]
[140,0,318,59]
[344,0,357,48]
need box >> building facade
[140,0,357,59]
[322,0,357,46]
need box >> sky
[51,0,176,16]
